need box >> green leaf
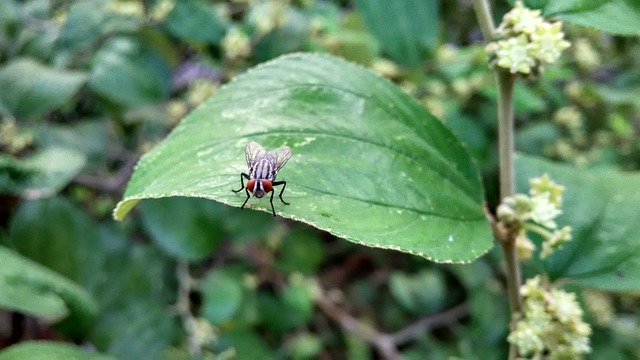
[164,0,226,44]
[389,269,445,313]
[0,147,86,198]
[0,58,86,119]
[275,228,325,275]
[7,198,105,286]
[541,0,640,36]
[355,0,439,67]
[218,330,274,360]
[516,154,640,291]
[35,120,109,168]
[140,197,224,262]
[57,0,141,56]
[0,246,98,336]
[114,53,492,263]
[201,268,245,325]
[252,8,309,62]
[6,198,177,357]
[0,341,114,360]
[89,37,171,107]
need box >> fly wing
[268,145,292,174]
[245,141,266,169]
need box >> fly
[232,141,292,216]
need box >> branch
[316,296,469,359]
[175,260,201,356]
[73,155,137,194]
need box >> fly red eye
[247,179,256,192]
[261,180,272,193]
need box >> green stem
[472,0,496,40]
[497,71,517,201]
[471,0,522,358]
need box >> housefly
[232,141,291,216]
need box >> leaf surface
[114,53,492,263]
[523,0,640,35]
[0,58,86,119]
[516,155,640,290]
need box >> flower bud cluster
[497,174,572,260]
[508,276,591,358]
[485,1,570,75]
[222,27,252,61]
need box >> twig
[390,302,469,344]
[316,296,469,359]
[175,260,201,356]
[73,155,137,194]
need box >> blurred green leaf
[275,228,325,275]
[389,269,445,313]
[218,330,274,360]
[35,120,109,168]
[140,197,224,262]
[281,280,315,325]
[7,197,104,286]
[0,58,86,119]
[114,53,492,264]
[4,197,177,355]
[356,0,439,67]
[89,37,171,107]
[253,8,309,61]
[56,0,140,57]
[516,154,640,290]
[164,0,226,44]
[288,333,323,360]
[0,341,114,360]
[92,300,177,360]
[0,147,86,198]
[0,246,98,336]
[201,268,244,325]
[516,122,559,156]
[539,0,640,36]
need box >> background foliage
[1,0,639,359]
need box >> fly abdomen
[251,157,276,181]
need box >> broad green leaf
[114,53,492,263]
[139,197,224,262]
[0,246,98,336]
[0,341,113,360]
[355,0,439,67]
[89,37,171,107]
[0,58,86,119]
[516,155,640,291]
[164,0,226,44]
[0,147,86,199]
[537,0,640,36]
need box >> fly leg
[233,173,251,209]
[232,173,250,192]
[272,181,289,205]
[269,190,276,216]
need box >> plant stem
[472,0,496,40]
[497,71,517,201]
[496,70,522,312]
[471,0,522,358]
[176,260,201,356]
